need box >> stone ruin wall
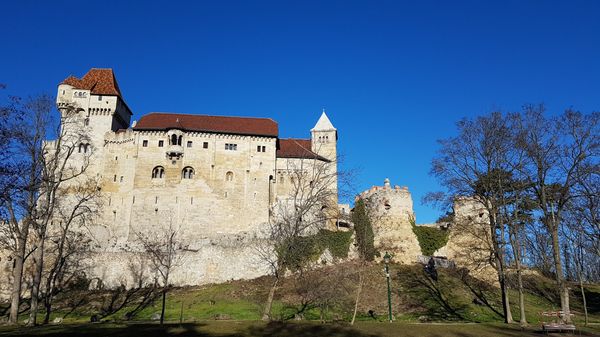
[435,197,498,283]
[358,179,422,263]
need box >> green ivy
[279,229,354,271]
[352,198,376,261]
[411,219,449,256]
[315,229,354,259]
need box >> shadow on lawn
[0,322,380,337]
[246,321,379,337]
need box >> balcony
[166,144,184,159]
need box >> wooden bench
[540,311,576,334]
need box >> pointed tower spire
[311,110,336,132]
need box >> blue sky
[2,1,599,222]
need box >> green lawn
[1,321,599,337]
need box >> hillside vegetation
[2,262,598,328]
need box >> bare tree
[513,106,599,323]
[0,95,53,324]
[430,112,516,323]
[26,102,95,326]
[134,212,186,325]
[41,177,102,324]
[257,155,339,321]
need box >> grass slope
[1,262,599,329]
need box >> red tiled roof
[61,68,122,97]
[134,112,279,137]
[277,138,329,162]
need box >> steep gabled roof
[134,112,279,137]
[277,138,330,162]
[311,111,336,131]
[61,68,122,97]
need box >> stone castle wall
[358,179,422,263]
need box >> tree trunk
[509,226,527,325]
[262,276,279,321]
[8,234,27,324]
[489,211,513,323]
[578,274,588,326]
[502,280,513,323]
[28,236,45,326]
[351,270,363,325]
[160,286,167,325]
[516,264,527,325]
[550,225,571,323]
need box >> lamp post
[384,252,392,323]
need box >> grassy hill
[2,262,599,327]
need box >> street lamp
[383,252,392,323]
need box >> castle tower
[310,110,337,162]
[311,110,338,210]
[357,179,422,263]
[56,68,133,168]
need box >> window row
[141,140,268,153]
[143,139,210,149]
[151,166,235,181]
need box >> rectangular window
[203,142,209,149]
[158,140,164,147]
[257,145,266,152]
[120,176,123,182]
[262,146,266,152]
[187,141,192,148]
[257,145,261,152]
[98,95,102,101]
[225,143,237,151]
[142,140,148,147]
[113,175,117,182]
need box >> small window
[171,134,177,145]
[203,142,209,149]
[84,118,89,126]
[262,146,266,152]
[152,166,165,179]
[158,140,164,147]
[98,95,102,101]
[115,156,118,161]
[256,145,266,152]
[257,145,261,152]
[226,171,234,181]
[187,141,192,148]
[120,176,124,182]
[182,166,194,179]
[113,175,117,182]
[142,140,148,147]
[225,143,237,151]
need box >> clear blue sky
[2,1,599,223]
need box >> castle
[54,68,341,287]
[0,69,492,297]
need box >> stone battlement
[356,178,410,202]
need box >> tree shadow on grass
[244,321,380,337]
[0,321,381,337]
[0,323,223,337]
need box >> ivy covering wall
[411,220,449,256]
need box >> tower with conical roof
[311,110,337,162]
[311,110,338,209]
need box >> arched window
[225,171,234,182]
[182,166,194,179]
[152,166,165,179]
[178,135,183,146]
[79,143,90,153]
[171,134,177,145]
